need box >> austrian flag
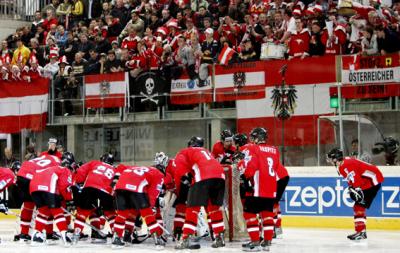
[218,45,236,65]
[85,72,129,108]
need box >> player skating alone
[326,148,384,241]
[240,128,279,252]
[72,153,116,243]
[29,152,76,246]
[174,136,226,250]
[112,158,167,249]
[15,154,61,242]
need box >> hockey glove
[66,200,76,212]
[348,187,365,205]
[220,156,232,165]
[0,199,8,214]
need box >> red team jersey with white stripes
[212,141,236,163]
[174,147,225,190]
[338,157,384,190]
[242,143,279,198]
[29,165,73,200]
[115,166,164,207]
[17,155,61,180]
[0,167,15,192]
[74,160,115,195]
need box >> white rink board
[0,220,399,253]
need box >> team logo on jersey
[233,72,246,88]
[100,80,111,97]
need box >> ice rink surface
[0,220,399,253]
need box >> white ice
[0,220,399,253]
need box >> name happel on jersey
[259,146,277,154]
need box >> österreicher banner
[341,54,400,84]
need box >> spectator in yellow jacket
[71,0,84,20]
[11,38,31,66]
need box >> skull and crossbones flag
[84,72,129,108]
[132,72,169,106]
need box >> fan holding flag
[218,41,237,65]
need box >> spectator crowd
[1,0,400,90]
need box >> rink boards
[281,166,400,230]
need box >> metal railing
[0,0,49,21]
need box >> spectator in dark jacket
[376,25,400,55]
[104,50,123,73]
[111,0,129,26]
[86,49,100,74]
[77,33,94,59]
[309,22,325,56]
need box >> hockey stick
[5,210,21,218]
[61,207,107,237]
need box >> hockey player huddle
[0,127,384,251]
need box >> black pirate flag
[131,72,170,106]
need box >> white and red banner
[85,72,129,108]
[170,71,212,104]
[0,78,49,133]
[237,56,337,146]
[341,54,400,84]
[214,61,266,102]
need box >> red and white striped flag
[85,72,129,108]
[0,78,49,133]
[218,45,236,65]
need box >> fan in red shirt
[40,137,63,159]
[15,154,61,242]
[212,129,236,165]
[288,18,311,59]
[112,160,166,249]
[327,148,384,241]
[240,127,279,252]
[174,137,226,250]
[72,153,116,244]
[29,152,76,246]
[0,161,20,214]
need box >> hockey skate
[61,231,73,246]
[14,233,31,242]
[261,240,271,251]
[211,233,225,248]
[123,230,132,243]
[175,236,201,250]
[111,234,126,249]
[347,231,367,241]
[46,231,61,245]
[91,229,107,244]
[153,233,166,250]
[31,231,46,246]
[242,241,262,252]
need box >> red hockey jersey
[321,25,347,55]
[338,157,384,190]
[29,165,73,201]
[0,167,15,192]
[115,166,164,207]
[242,143,279,198]
[276,163,289,180]
[74,160,115,195]
[174,147,225,194]
[17,155,61,180]
[212,141,236,163]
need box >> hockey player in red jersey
[40,138,63,159]
[29,152,76,246]
[15,154,61,242]
[241,127,279,252]
[174,136,226,250]
[327,148,384,241]
[165,154,192,240]
[72,153,116,243]
[112,160,166,249]
[273,163,289,238]
[212,129,236,165]
[0,161,20,214]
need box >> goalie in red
[327,148,384,241]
